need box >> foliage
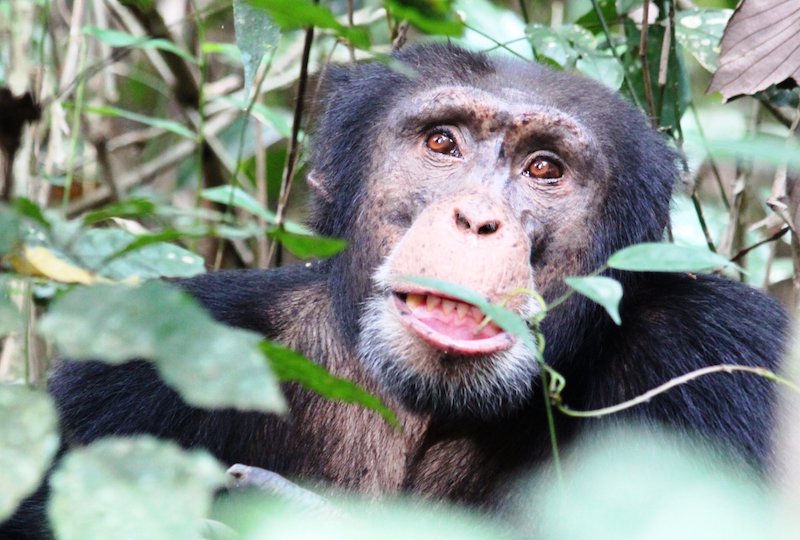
[0,0,798,537]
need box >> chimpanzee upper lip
[390,289,515,355]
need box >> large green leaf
[38,282,286,413]
[608,243,736,272]
[72,228,204,280]
[261,341,398,428]
[85,105,195,140]
[201,185,311,234]
[0,385,60,522]
[82,199,157,226]
[49,436,224,540]
[565,276,623,325]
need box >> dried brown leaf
[708,0,800,101]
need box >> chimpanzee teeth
[403,293,488,325]
[455,302,469,321]
[426,295,441,311]
[406,293,424,310]
[441,299,455,315]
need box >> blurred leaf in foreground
[38,281,286,413]
[0,385,59,522]
[518,427,787,540]
[49,436,224,540]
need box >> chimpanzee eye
[524,155,563,183]
[425,130,461,157]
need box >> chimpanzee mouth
[392,291,515,355]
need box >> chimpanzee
[1,43,789,538]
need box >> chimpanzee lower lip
[390,293,515,355]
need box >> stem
[558,365,800,418]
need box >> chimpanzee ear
[307,169,333,204]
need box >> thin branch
[590,0,643,111]
[268,5,317,266]
[730,226,790,263]
[558,365,800,418]
[638,1,657,123]
[690,191,717,252]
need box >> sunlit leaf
[85,105,195,140]
[269,228,347,260]
[565,276,623,325]
[608,243,736,272]
[39,282,286,413]
[84,27,197,63]
[233,0,280,92]
[0,386,59,522]
[261,342,399,428]
[11,246,99,284]
[49,436,224,540]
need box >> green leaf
[565,276,623,325]
[0,385,60,522]
[269,228,347,260]
[85,105,196,140]
[84,27,198,63]
[201,185,310,234]
[39,282,286,413]
[261,341,399,428]
[233,0,280,92]
[82,199,157,226]
[387,0,464,36]
[526,24,623,90]
[72,228,204,280]
[13,197,50,229]
[675,9,731,72]
[49,436,224,540]
[247,0,370,49]
[687,133,800,169]
[608,243,736,272]
[399,276,536,350]
[0,206,21,255]
[0,296,21,337]
[201,185,277,223]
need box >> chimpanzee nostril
[455,211,471,231]
[477,221,499,235]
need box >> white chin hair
[357,264,541,419]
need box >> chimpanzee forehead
[394,84,593,147]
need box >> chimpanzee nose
[453,202,502,236]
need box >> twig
[558,364,800,418]
[590,0,643,111]
[690,191,716,252]
[267,4,318,266]
[638,0,657,123]
[730,226,790,263]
